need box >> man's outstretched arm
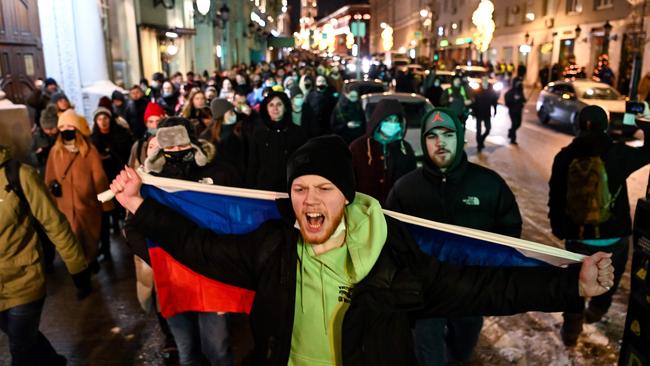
[112,167,270,289]
[417,250,613,318]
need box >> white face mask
[224,112,237,125]
[347,93,359,103]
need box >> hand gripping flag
[99,171,584,318]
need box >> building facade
[434,0,647,89]
[371,0,650,91]
[0,0,287,121]
[313,4,371,58]
[369,0,436,62]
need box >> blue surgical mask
[147,128,158,135]
[293,96,304,108]
[379,121,401,137]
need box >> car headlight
[493,82,503,91]
[469,81,480,90]
[362,58,371,73]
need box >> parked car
[344,79,388,96]
[361,92,434,158]
[536,79,632,135]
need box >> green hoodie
[289,192,387,365]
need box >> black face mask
[60,129,76,141]
[304,82,312,89]
[164,149,195,164]
[160,149,198,179]
[317,85,327,91]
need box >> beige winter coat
[45,140,113,261]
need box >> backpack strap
[4,159,31,215]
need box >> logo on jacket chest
[338,285,353,303]
[461,196,480,206]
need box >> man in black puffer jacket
[246,91,307,191]
[110,135,614,366]
[386,108,521,365]
[548,105,650,346]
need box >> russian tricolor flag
[114,171,585,319]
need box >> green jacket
[0,146,87,311]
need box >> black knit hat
[286,135,356,203]
[578,105,608,132]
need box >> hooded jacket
[306,87,335,136]
[330,95,367,144]
[386,108,522,238]
[131,190,583,365]
[440,84,471,121]
[125,97,149,139]
[246,92,307,191]
[548,130,650,240]
[0,146,87,311]
[505,84,526,114]
[472,85,499,119]
[91,110,134,181]
[349,99,416,205]
[156,90,180,117]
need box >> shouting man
[110,135,614,366]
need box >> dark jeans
[508,110,522,142]
[561,237,629,342]
[0,298,65,366]
[413,316,484,366]
[100,208,122,258]
[475,114,492,149]
[166,312,233,366]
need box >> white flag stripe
[98,170,584,266]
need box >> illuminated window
[595,0,613,8]
[566,0,582,13]
[543,0,554,16]
[505,7,515,26]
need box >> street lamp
[216,3,230,69]
[603,20,613,54]
[195,0,210,15]
[218,4,229,22]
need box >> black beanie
[286,135,356,203]
[579,105,608,132]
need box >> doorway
[0,0,45,104]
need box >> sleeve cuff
[565,264,585,313]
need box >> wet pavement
[1,90,648,365]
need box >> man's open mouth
[305,212,325,230]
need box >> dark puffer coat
[349,99,416,205]
[246,92,307,191]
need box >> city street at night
[1,94,647,365]
[1,0,650,365]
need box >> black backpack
[2,159,50,242]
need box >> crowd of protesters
[0,52,647,366]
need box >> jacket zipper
[441,175,449,221]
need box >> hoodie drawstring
[366,138,372,166]
[320,262,328,332]
[300,242,306,314]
